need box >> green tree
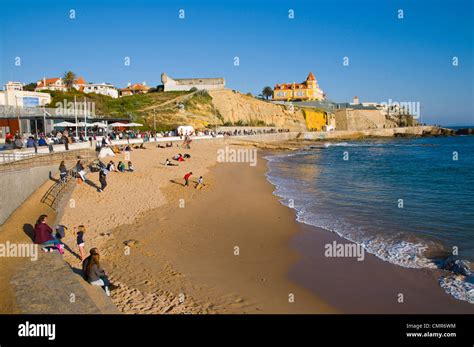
[262,86,273,100]
[62,71,77,90]
[23,83,37,91]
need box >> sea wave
[439,276,474,304]
[264,145,474,304]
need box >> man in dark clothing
[98,168,107,192]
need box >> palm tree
[262,86,273,100]
[62,71,77,90]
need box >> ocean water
[265,136,474,303]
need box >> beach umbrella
[53,121,77,127]
[108,122,128,127]
[127,122,143,127]
[91,122,108,128]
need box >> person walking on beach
[184,171,192,187]
[98,166,108,192]
[74,225,86,261]
[195,176,204,189]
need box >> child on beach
[75,225,86,261]
[195,176,204,189]
[184,172,192,187]
[128,161,134,172]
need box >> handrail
[41,157,97,211]
[0,149,96,173]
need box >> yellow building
[273,72,325,101]
[303,109,335,131]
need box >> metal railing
[0,148,97,172]
[40,155,98,211]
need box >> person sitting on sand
[164,159,178,166]
[184,172,192,187]
[85,252,116,296]
[74,225,86,262]
[166,142,173,148]
[183,154,191,159]
[33,215,63,253]
[107,161,116,172]
[117,161,126,172]
[82,248,99,279]
[128,161,134,172]
[195,176,204,189]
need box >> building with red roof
[273,72,325,101]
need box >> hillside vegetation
[46,89,308,131]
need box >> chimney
[353,96,359,105]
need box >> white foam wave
[439,276,474,304]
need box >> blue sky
[0,0,472,125]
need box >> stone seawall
[229,126,450,143]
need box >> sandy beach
[55,139,335,313]
[1,138,473,314]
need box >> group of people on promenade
[32,215,116,296]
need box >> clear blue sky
[0,0,472,125]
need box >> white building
[161,72,225,92]
[0,82,51,107]
[35,76,87,92]
[83,83,119,98]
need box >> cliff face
[139,89,307,131]
[209,90,307,131]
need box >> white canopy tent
[127,122,143,127]
[53,121,77,127]
[108,122,128,127]
[177,125,195,136]
[90,122,108,128]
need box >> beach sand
[58,140,336,313]
[2,138,473,314]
